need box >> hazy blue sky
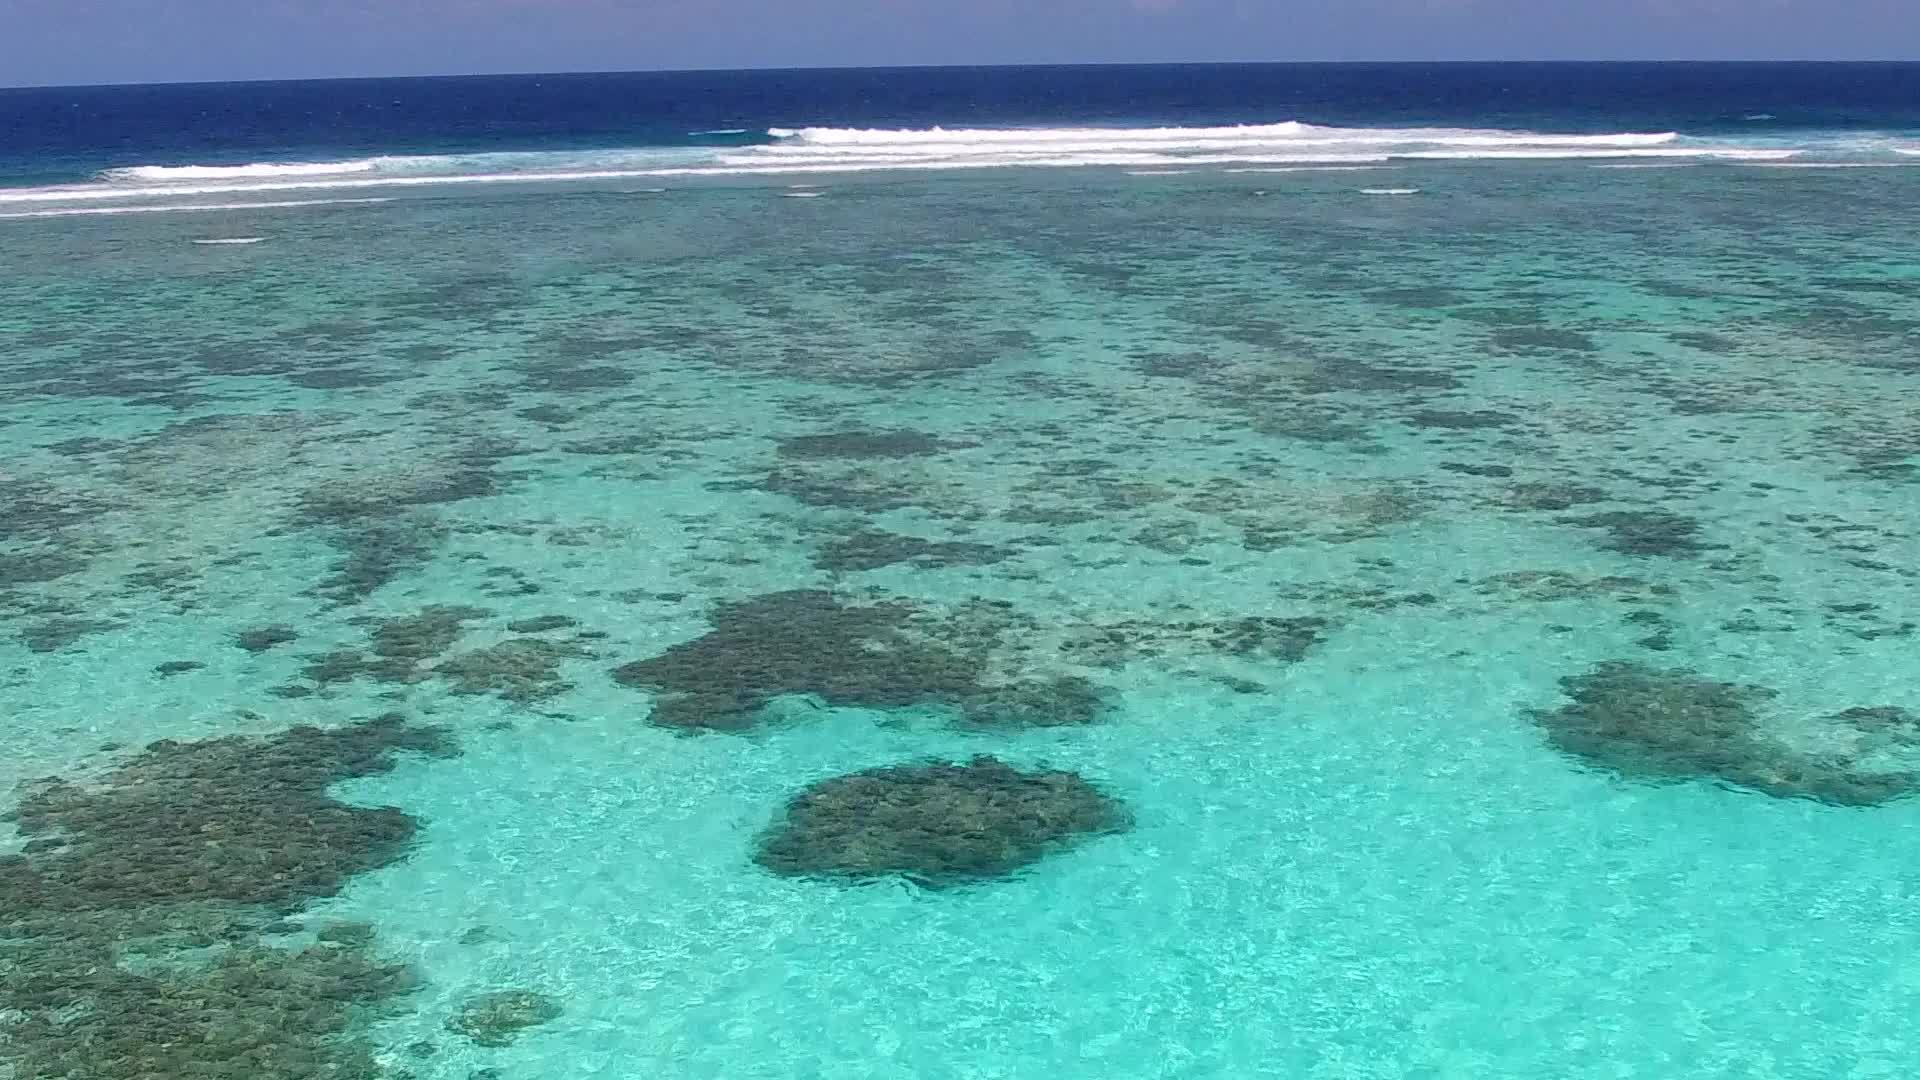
[3,0,1914,86]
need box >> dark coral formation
[520,364,635,393]
[611,591,1102,731]
[1563,510,1707,557]
[446,989,564,1047]
[236,624,300,653]
[611,591,972,730]
[370,605,492,665]
[955,675,1109,728]
[0,473,112,545]
[1406,409,1516,430]
[295,456,503,529]
[313,513,450,606]
[1061,614,1332,668]
[506,614,579,634]
[1504,482,1609,511]
[813,528,1010,572]
[755,756,1131,888]
[1300,358,1460,394]
[435,638,592,702]
[1530,662,1914,806]
[1441,462,1514,478]
[1488,327,1597,353]
[754,465,927,512]
[297,605,592,703]
[775,429,951,460]
[0,715,454,1079]
[0,549,87,586]
[2,714,458,915]
[304,605,489,685]
[295,445,511,606]
[3,935,419,1080]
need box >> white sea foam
[690,128,749,135]
[7,120,1892,211]
[1739,162,1914,169]
[0,197,390,220]
[1400,147,1794,160]
[1221,165,1395,173]
[192,237,267,245]
[781,191,825,198]
[764,122,1679,149]
[101,160,391,181]
[1361,188,1421,195]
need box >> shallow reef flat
[3,164,1920,1078]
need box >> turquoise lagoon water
[5,159,1920,1078]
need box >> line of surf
[0,197,390,220]
[26,120,1916,207]
[100,160,397,181]
[4,150,1805,206]
[763,123,1682,148]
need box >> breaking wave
[0,197,391,220]
[100,160,396,181]
[4,120,1912,217]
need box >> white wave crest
[1739,162,1916,169]
[1222,165,1396,173]
[101,160,391,181]
[766,122,1678,149]
[10,120,1894,212]
[0,197,390,221]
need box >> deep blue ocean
[5,63,1920,1080]
[4,62,1920,186]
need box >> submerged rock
[435,637,592,703]
[776,429,951,460]
[1562,510,1708,558]
[611,591,981,730]
[811,527,1009,572]
[0,715,453,1080]
[756,756,1131,888]
[505,614,579,634]
[3,936,419,1080]
[235,624,299,653]
[956,675,1108,728]
[446,989,564,1047]
[1,713,458,915]
[1531,661,1914,806]
[1060,614,1332,668]
[370,605,492,664]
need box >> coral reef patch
[611,590,1104,731]
[755,756,1131,888]
[297,606,595,703]
[0,714,456,1080]
[2,714,458,915]
[776,430,954,460]
[1531,662,1915,806]
[446,989,565,1047]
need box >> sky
[1,0,1914,87]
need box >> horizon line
[6,57,1919,93]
